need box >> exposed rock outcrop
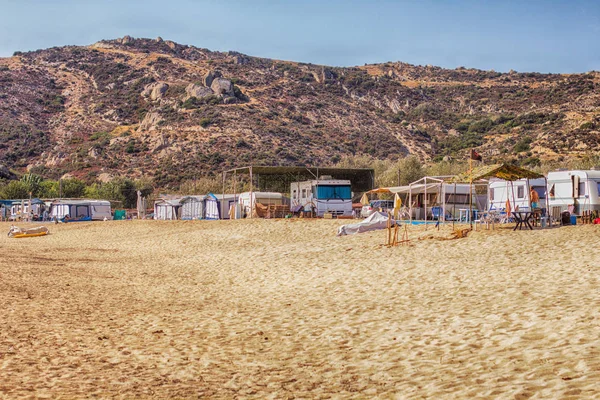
[0,164,16,180]
[138,112,163,132]
[210,78,234,97]
[185,83,214,99]
[203,70,222,87]
[120,35,134,45]
[141,82,169,101]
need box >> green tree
[39,180,60,198]
[60,179,86,198]
[20,173,43,196]
[397,156,425,186]
[0,180,30,199]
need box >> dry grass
[1,220,599,398]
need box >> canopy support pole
[424,178,427,230]
[249,166,253,219]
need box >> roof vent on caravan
[319,175,333,180]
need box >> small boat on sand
[8,226,49,238]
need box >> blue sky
[1,0,599,73]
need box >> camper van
[291,177,353,217]
[488,178,547,211]
[547,170,600,215]
[50,199,112,221]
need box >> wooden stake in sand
[387,212,409,247]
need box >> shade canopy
[452,163,543,183]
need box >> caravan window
[489,188,494,201]
[75,205,90,218]
[315,185,352,200]
[292,190,297,199]
[597,181,600,196]
[578,182,586,197]
[301,189,307,198]
[517,186,525,199]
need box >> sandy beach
[1,219,599,398]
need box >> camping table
[512,211,533,231]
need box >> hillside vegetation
[1,36,600,190]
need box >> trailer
[290,176,353,217]
[50,199,112,221]
[237,192,288,218]
[488,178,547,211]
[547,170,600,215]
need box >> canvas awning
[452,163,543,182]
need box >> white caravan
[547,170,600,214]
[291,177,353,217]
[488,178,547,211]
[237,192,287,217]
[50,199,112,220]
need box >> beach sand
[1,219,599,398]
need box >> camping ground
[1,220,599,398]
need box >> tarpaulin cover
[337,212,394,236]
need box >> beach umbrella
[505,198,512,216]
[360,193,369,205]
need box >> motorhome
[488,178,547,211]
[290,176,353,217]
[547,170,600,215]
[50,199,112,221]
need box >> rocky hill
[1,36,599,186]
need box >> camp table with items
[512,211,533,231]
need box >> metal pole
[441,182,446,226]
[545,177,550,227]
[469,157,473,229]
[453,183,456,230]
[424,178,427,230]
[249,166,253,219]
[233,170,237,219]
[221,171,226,220]
[409,185,412,223]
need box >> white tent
[154,198,182,220]
[180,196,204,220]
[203,193,220,220]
